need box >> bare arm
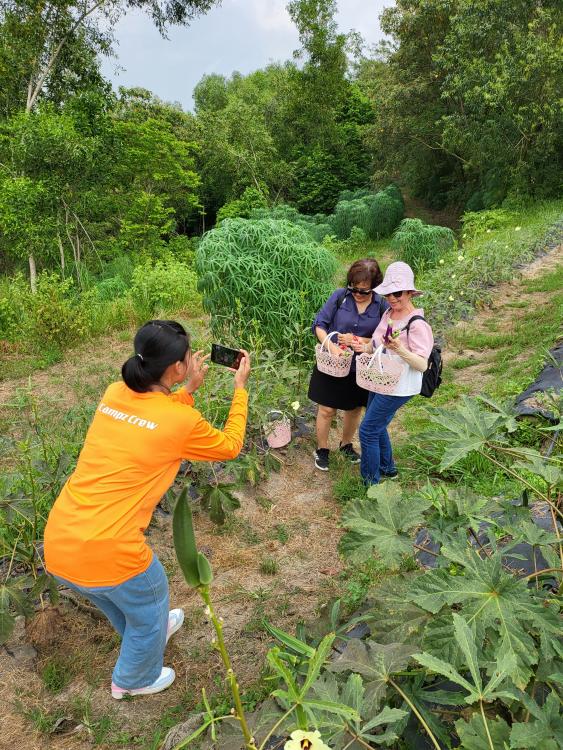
[385,339,428,371]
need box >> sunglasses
[347,286,372,296]
[383,290,405,299]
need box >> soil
[0,241,561,750]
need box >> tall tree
[361,0,563,207]
[0,0,218,288]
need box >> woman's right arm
[315,326,341,356]
[181,353,251,461]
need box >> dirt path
[402,192,462,230]
[0,242,561,750]
[441,242,562,391]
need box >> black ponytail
[121,320,190,393]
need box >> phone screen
[211,344,243,370]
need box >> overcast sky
[100,0,391,111]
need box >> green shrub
[131,259,202,320]
[382,183,404,210]
[166,235,198,266]
[23,273,86,352]
[337,187,371,202]
[100,253,135,284]
[392,218,456,272]
[461,209,515,239]
[217,187,269,224]
[196,218,338,353]
[330,199,367,239]
[90,276,129,302]
[330,186,404,240]
[249,204,332,243]
[80,293,137,338]
[0,273,29,342]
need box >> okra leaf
[455,712,510,750]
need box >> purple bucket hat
[374,261,423,297]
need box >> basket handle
[365,344,385,372]
[320,330,339,352]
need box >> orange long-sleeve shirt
[44,382,248,586]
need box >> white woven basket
[356,345,405,394]
[315,331,353,378]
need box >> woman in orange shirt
[44,320,250,699]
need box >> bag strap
[326,290,348,330]
[378,295,387,319]
[335,290,348,310]
[403,315,426,336]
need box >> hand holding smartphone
[211,343,244,370]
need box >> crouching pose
[45,320,250,698]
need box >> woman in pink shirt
[351,262,434,484]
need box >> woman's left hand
[385,337,407,356]
[185,351,210,393]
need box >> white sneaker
[166,608,184,642]
[111,667,175,699]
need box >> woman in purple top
[308,258,388,471]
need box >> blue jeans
[359,392,412,485]
[55,555,169,689]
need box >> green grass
[450,356,480,370]
[40,658,73,693]
[255,494,273,511]
[448,330,516,350]
[332,464,366,505]
[19,704,67,734]
[270,523,289,545]
[522,265,563,293]
[259,557,279,575]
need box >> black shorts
[307,365,369,411]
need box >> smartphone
[210,343,243,370]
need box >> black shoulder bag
[404,315,443,398]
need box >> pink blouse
[372,308,434,358]
[371,308,434,396]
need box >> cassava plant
[195,218,337,354]
[329,185,404,241]
[392,218,456,272]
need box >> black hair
[121,320,190,393]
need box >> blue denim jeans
[359,392,412,485]
[55,555,169,689]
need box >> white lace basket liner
[315,331,353,378]
[356,344,406,394]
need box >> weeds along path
[440,240,562,394]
